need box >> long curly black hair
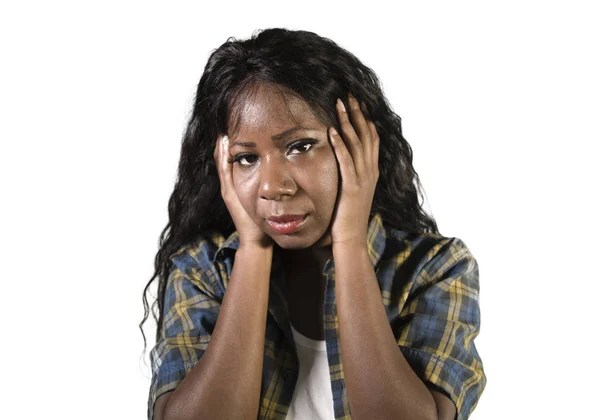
[140,28,439,352]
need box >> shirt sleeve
[147,258,221,420]
[396,237,486,420]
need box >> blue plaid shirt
[148,213,486,419]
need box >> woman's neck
[278,245,332,341]
[277,244,333,277]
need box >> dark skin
[227,84,339,251]
[154,85,456,419]
[280,247,328,340]
[227,83,336,340]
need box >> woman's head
[173,28,437,244]
[225,82,338,250]
[141,28,439,344]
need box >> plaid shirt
[148,213,486,419]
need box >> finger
[336,98,366,178]
[348,93,372,167]
[367,120,380,173]
[330,126,357,185]
[216,136,234,196]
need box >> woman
[141,28,486,420]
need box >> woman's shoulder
[382,225,477,280]
[170,229,233,258]
[167,230,237,281]
[391,225,471,247]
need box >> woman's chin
[270,230,331,250]
[272,236,314,250]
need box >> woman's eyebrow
[230,140,257,148]
[271,126,314,142]
[230,126,317,148]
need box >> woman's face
[228,84,339,250]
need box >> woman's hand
[329,93,380,246]
[213,135,273,249]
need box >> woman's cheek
[233,174,256,214]
[322,155,339,193]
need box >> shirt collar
[213,212,387,270]
[212,230,240,264]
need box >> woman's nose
[259,157,296,200]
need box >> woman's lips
[266,214,307,234]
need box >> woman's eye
[289,139,317,154]
[232,154,258,167]
[231,140,317,168]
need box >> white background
[1,1,598,419]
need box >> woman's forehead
[228,84,324,138]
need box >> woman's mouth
[266,214,308,234]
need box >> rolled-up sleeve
[147,257,221,420]
[396,238,486,420]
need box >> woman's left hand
[329,93,380,247]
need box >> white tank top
[285,323,336,420]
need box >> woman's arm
[326,95,441,418]
[156,244,273,420]
[326,94,480,419]
[333,243,442,420]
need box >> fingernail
[330,127,338,139]
[337,98,346,113]
[222,135,229,145]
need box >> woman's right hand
[214,135,273,249]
